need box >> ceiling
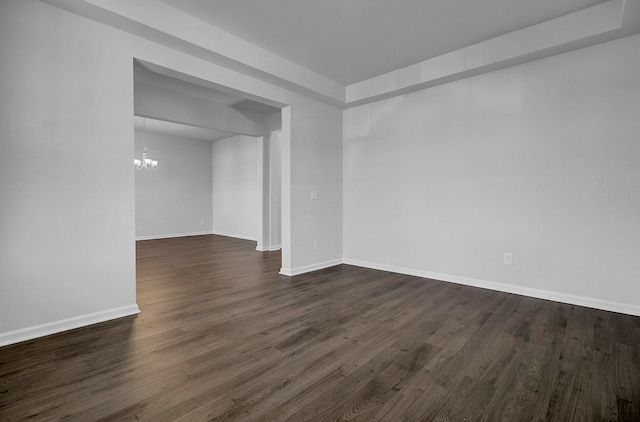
[133,116,237,142]
[134,60,281,115]
[157,0,607,85]
[134,60,280,142]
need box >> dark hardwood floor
[1,235,639,421]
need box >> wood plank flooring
[1,234,639,421]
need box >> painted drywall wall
[0,0,344,345]
[285,101,343,274]
[212,135,260,240]
[135,131,213,239]
[134,78,268,137]
[269,130,282,250]
[344,35,640,315]
[256,128,282,251]
[0,0,138,344]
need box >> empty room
[1,0,639,420]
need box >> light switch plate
[503,253,513,265]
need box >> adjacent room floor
[1,235,639,421]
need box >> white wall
[134,76,268,137]
[256,127,283,252]
[344,35,640,315]
[212,135,260,240]
[269,130,282,249]
[135,131,213,240]
[285,101,343,275]
[0,0,138,345]
[0,0,344,345]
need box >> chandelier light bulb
[134,118,159,171]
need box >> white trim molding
[256,244,282,252]
[280,259,343,277]
[211,230,257,242]
[136,231,213,241]
[343,258,640,317]
[0,304,141,347]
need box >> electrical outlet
[313,240,319,250]
[311,190,319,200]
[200,219,205,225]
[503,253,513,265]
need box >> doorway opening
[133,59,287,269]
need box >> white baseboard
[256,244,282,252]
[211,230,257,242]
[0,304,140,347]
[343,258,640,317]
[136,231,213,241]
[280,258,343,276]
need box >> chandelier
[134,117,158,170]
